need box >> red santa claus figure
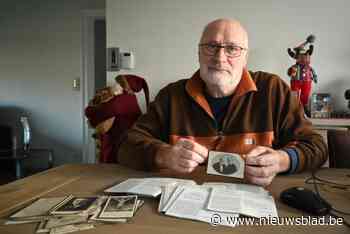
[287,35,317,114]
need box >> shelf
[308,118,350,128]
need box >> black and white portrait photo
[99,195,138,218]
[212,154,238,175]
[207,151,244,178]
[52,197,98,214]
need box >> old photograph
[51,197,98,214]
[207,151,244,178]
[99,196,137,218]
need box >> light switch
[107,47,120,71]
[73,78,80,91]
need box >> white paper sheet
[207,188,278,218]
[105,178,196,197]
[165,187,238,227]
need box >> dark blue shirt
[205,93,232,131]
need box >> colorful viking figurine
[287,35,318,114]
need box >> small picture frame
[310,93,332,118]
[207,151,244,178]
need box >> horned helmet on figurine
[288,34,315,60]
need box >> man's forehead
[200,20,248,47]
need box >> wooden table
[0,164,349,234]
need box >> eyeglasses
[199,43,247,58]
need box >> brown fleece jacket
[118,69,327,173]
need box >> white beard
[200,67,241,96]
[205,70,234,86]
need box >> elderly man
[118,19,327,186]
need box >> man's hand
[244,146,290,187]
[155,138,208,173]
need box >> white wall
[107,0,350,111]
[0,0,105,167]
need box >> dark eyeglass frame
[199,43,247,58]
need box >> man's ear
[198,49,201,64]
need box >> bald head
[200,18,248,49]
[198,19,249,97]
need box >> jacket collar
[185,68,257,118]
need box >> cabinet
[309,118,350,144]
[308,118,350,167]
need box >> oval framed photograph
[207,151,244,178]
[212,153,240,175]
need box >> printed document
[207,187,278,217]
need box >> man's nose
[213,47,227,62]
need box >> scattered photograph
[207,151,244,178]
[46,215,88,229]
[51,197,98,214]
[91,198,143,223]
[36,215,87,233]
[10,196,71,220]
[99,195,137,218]
[49,223,95,234]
